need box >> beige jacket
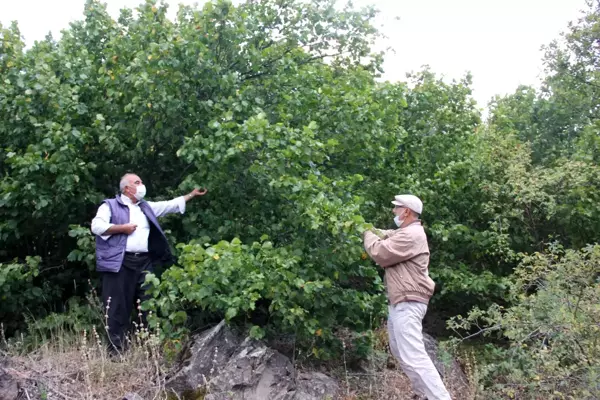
[363,221,435,305]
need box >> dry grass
[338,367,430,400]
[332,360,476,400]
[1,314,169,400]
[1,309,480,400]
[326,325,480,400]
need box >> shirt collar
[120,194,137,206]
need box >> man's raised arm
[148,188,207,218]
[363,230,420,268]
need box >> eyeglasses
[394,205,404,209]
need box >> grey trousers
[388,302,452,400]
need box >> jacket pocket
[97,244,124,261]
[398,264,419,292]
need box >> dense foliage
[1,0,599,396]
[448,244,600,399]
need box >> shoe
[106,343,125,361]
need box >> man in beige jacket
[363,194,451,400]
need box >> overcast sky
[0,0,588,109]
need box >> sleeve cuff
[100,223,114,240]
[363,230,378,245]
[176,196,186,214]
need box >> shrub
[448,243,600,399]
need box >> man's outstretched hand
[185,187,208,202]
[191,188,208,197]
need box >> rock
[204,337,294,400]
[0,358,20,400]
[166,321,339,400]
[166,320,240,395]
[423,333,468,391]
[292,372,340,400]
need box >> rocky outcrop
[166,321,339,400]
[293,372,341,400]
[423,333,469,391]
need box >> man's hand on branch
[184,187,208,202]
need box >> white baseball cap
[391,194,423,214]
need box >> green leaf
[169,311,187,325]
[225,307,237,320]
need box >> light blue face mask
[394,215,403,227]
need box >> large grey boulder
[204,337,295,400]
[166,321,339,400]
[423,333,468,392]
[293,372,341,400]
[166,320,241,394]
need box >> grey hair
[119,173,135,193]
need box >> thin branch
[239,47,296,78]
[453,325,501,342]
[573,286,585,318]
[296,52,343,67]
[518,327,541,344]
[241,52,342,82]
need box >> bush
[145,230,387,359]
[448,243,600,399]
[1,0,599,373]
[0,256,51,334]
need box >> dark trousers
[101,253,153,353]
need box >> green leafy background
[1,0,599,397]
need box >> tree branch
[452,325,501,341]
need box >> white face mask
[394,215,403,227]
[134,184,147,200]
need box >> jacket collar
[403,220,422,228]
